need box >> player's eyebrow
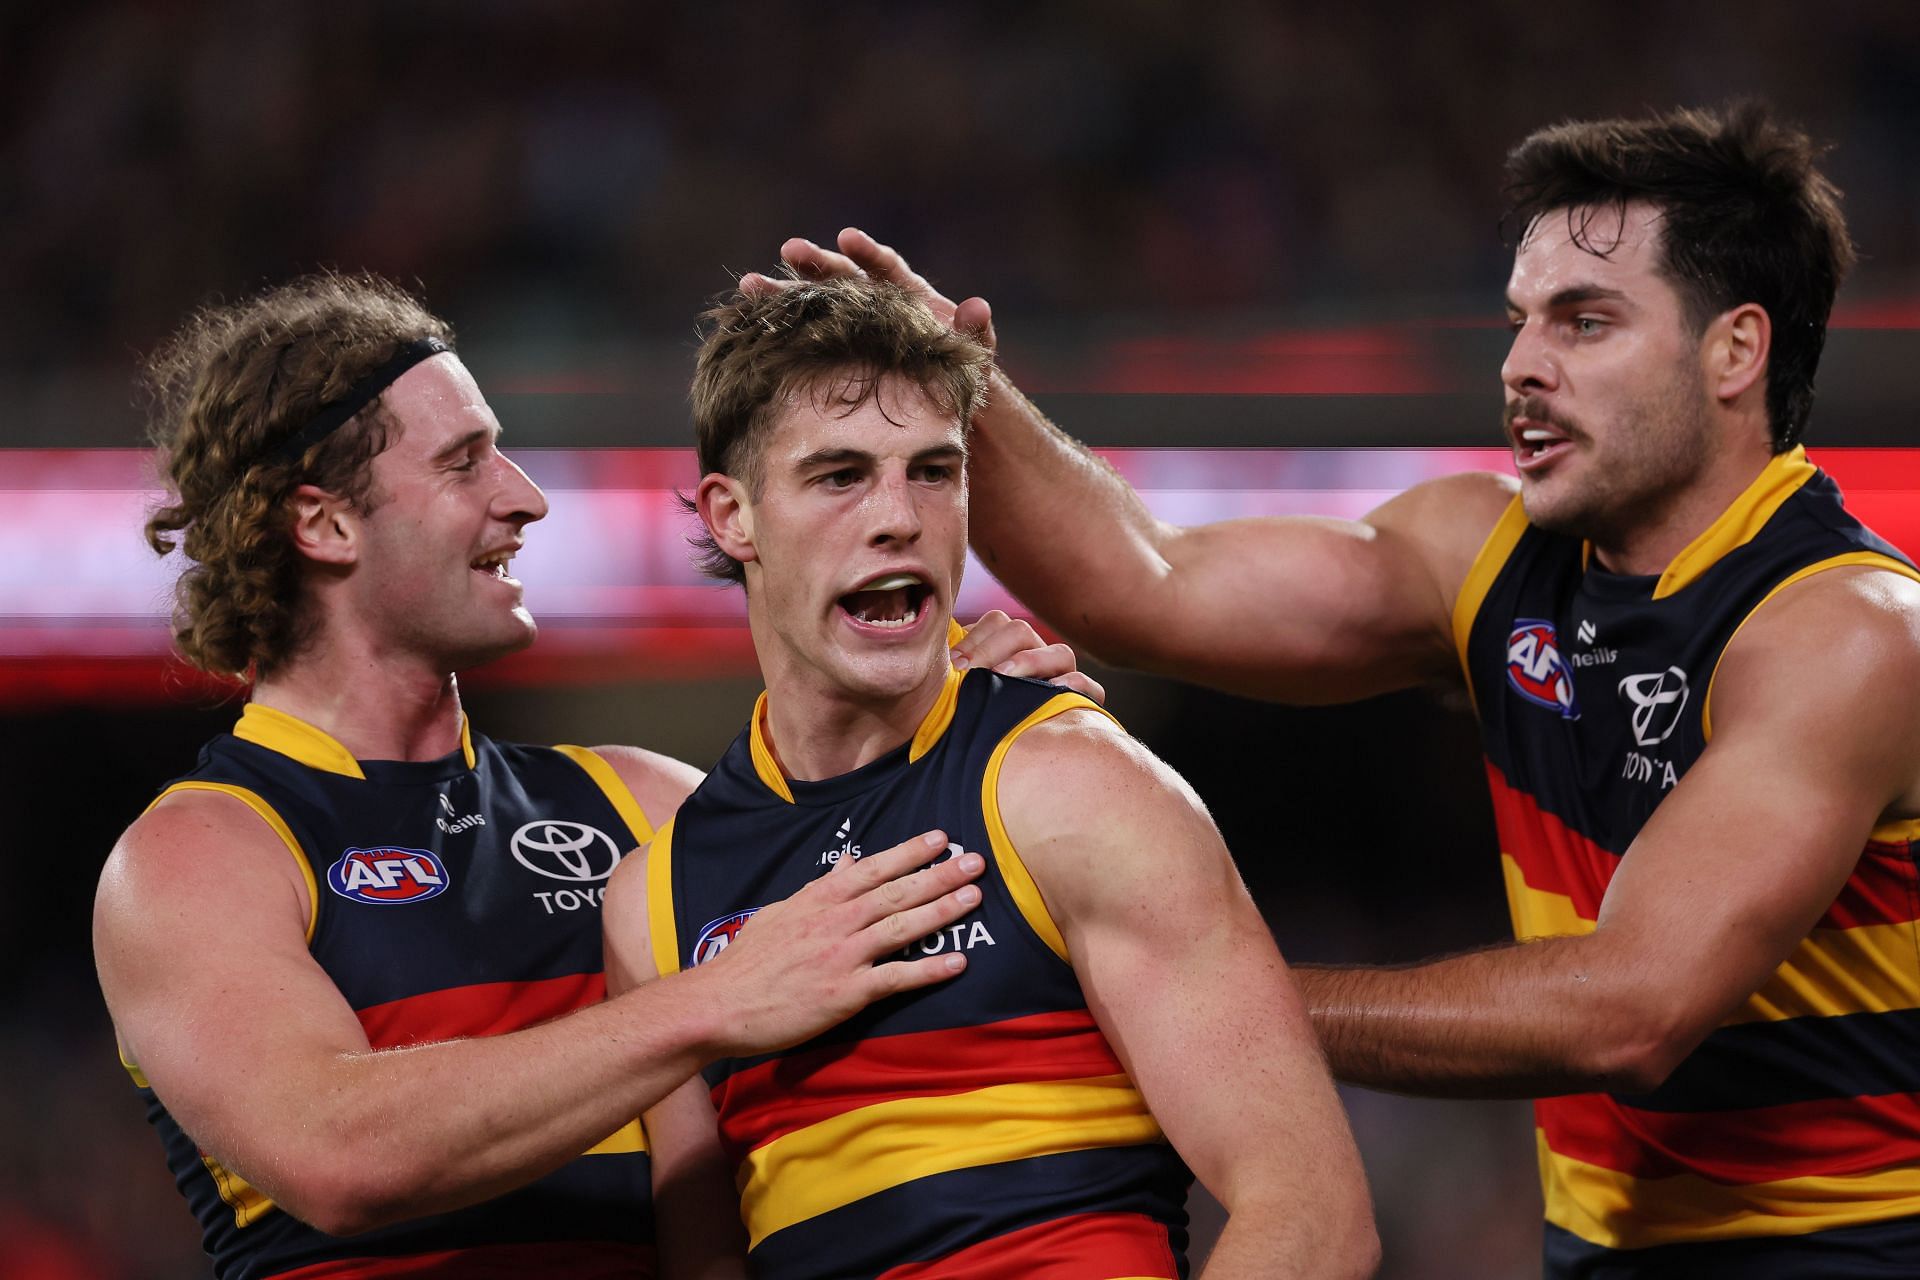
[793,446,875,470]
[912,441,969,465]
[1507,284,1633,314]
[431,426,498,463]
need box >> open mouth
[1513,423,1573,469]
[838,573,933,630]
[471,549,519,586]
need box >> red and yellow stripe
[719,1012,1162,1251]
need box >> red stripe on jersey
[1538,1090,1920,1185]
[1484,761,1616,918]
[354,973,606,1049]
[714,1009,1123,1157]
[268,1239,652,1278]
[1822,842,1920,930]
[873,1211,1178,1280]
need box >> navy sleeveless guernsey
[125,704,657,1280]
[648,668,1192,1280]
[1456,448,1920,1276]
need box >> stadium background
[5,3,1918,1276]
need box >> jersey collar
[233,703,477,778]
[748,665,967,803]
[1581,446,1816,599]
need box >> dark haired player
[773,103,1920,1275]
[602,275,1377,1279]
[94,273,1091,1279]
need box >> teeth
[863,573,922,590]
[1521,429,1558,442]
[861,602,921,629]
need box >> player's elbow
[1586,1029,1692,1095]
[1576,995,1703,1095]
[1321,1214,1382,1279]
[277,1176,395,1238]
[273,1150,438,1237]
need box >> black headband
[269,335,451,463]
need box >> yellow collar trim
[1649,447,1816,600]
[908,665,965,762]
[233,703,476,777]
[747,693,796,804]
[749,666,966,803]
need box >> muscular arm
[777,228,1511,702]
[95,760,983,1238]
[999,713,1378,1279]
[1297,568,1920,1096]
[603,851,747,1280]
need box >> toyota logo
[1617,667,1691,747]
[510,820,623,882]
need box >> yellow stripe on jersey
[231,703,367,779]
[746,693,796,804]
[1733,924,1920,1024]
[1539,1128,1920,1250]
[118,1043,149,1089]
[1503,856,1920,1022]
[1654,447,1816,600]
[148,781,320,943]
[1703,549,1920,740]
[1872,816,1920,843]
[584,1118,649,1156]
[1450,493,1530,705]
[648,818,682,977]
[981,692,1118,965]
[201,1151,276,1229]
[1500,854,1595,940]
[554,745,656,847]
[737,1074,1163,1250]
[909,667,965,762]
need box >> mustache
[1502,396,1582,439]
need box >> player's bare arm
[603,849,747,1280]
[997,711,1379,1279]
[1298,566,1920,1096]
[94,798,983,1237]
[775,228,1512,702]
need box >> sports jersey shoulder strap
[146,780,320,943]
[646,815,682,978]
[552,744,656,847]
[1702,550,1920,741]
[980,690,1116,964]
[1451,492,1531,699]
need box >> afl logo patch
[327,847,450,905]
[691,909,759,966]
[1506,619,1580,720]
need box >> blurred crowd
[6,1,1919,430]
[6,2,1920,1275]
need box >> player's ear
[698,473,758,566]
[287,484,359,567]
[1707,302,1769,406]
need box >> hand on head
[742,228,997,353]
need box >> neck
[251,634,466,763]
[758,655,952,783]
[1589,435,1778,577]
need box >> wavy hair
[143,271,452,678]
